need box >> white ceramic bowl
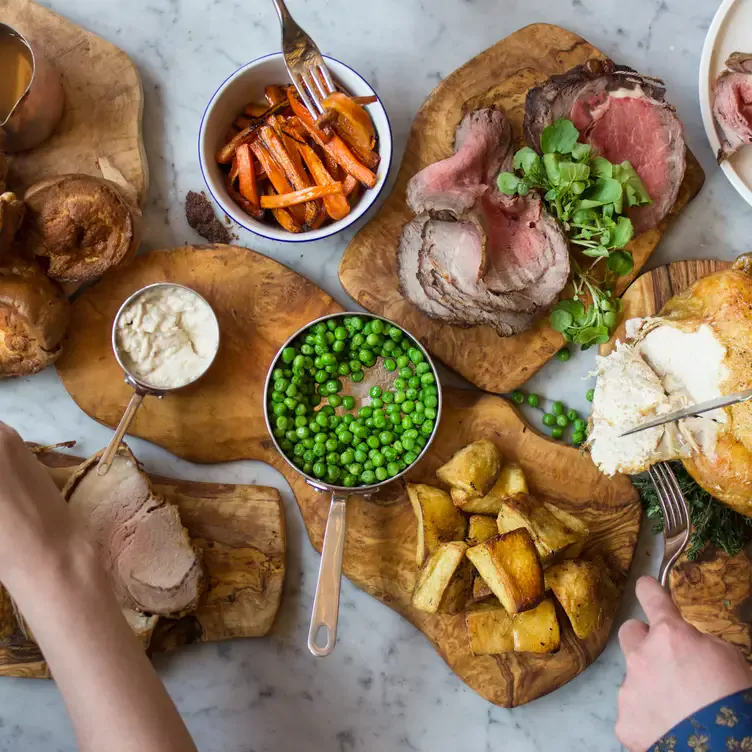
[199,53,393,243]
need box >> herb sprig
[633,462,752,560]
[497,118,651,348]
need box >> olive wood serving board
[339,22,705,394]
[55,244,640,706]
[598,260,752,658]
[0,447,286,679]
[3,0,148,202]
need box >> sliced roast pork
[524,59,686,234]
[63,445,204,618]
[406,108,512,217]
[712,52,752,163]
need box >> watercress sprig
[497,118,651,348]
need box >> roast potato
[451,461,528,514]
[437,559,474,614]
[466,603,514,655]
[407,484,467,567]
[545,559,619,639]
[496,494,579,564]
[436,439,501,496]
[466,528,544,614]
[411,541,468,613]
[543,502,589,558]
[512,597,560,653]
[471,574,493,603]
[467,515,498,545]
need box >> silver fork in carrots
[271,0,337,116]
[648,463,691,588]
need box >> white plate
[699,0,752,207]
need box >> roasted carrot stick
[352,95,378,105]
[228,156,240,187]
[351,145,380,171]
[287,88,333,143]
[235,144,262,216]
[260,183,344,209]
[259,125,318,225]
[265,187,302,233]
[342,174,358,198]
[244,102,269,118]
[265,85,286,106]
[284,116,309,141]
[298,143,351,221]
[234,115,253,130]
[288,92,377,188]
[216,100,289,164]
[322,150,343,180]
[250,141,307,224]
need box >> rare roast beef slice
[406,108,513,217]
[397,215,471,325]
[63,445,205,618]
[712,52,752,162]
[524,59,686,234]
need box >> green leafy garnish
[633,462,752,560]
[497,117,652,348]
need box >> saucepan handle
[308,492,348,657]
[97,390,145,476]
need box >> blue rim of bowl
[198,52,394,244]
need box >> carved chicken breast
[589,257,752,517]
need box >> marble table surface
[0,0,740,749]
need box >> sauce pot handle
[307,493,348,657]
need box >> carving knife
[619,388,752,438]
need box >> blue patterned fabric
[651,688,752,751]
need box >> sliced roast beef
[524,59,686,234]
[63,446,204,618]
[712,52,752,162]
[406,108,512,217]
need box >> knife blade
[619,387,752,438]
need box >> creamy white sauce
[116,286,219,390]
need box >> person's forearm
[7,535,197,752]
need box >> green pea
[424,385,438,396]
[527,394,540,408]
[324,364,338,375]
[349,360,362,372]
[551,426,563,439]
[313,322,328,335]
[365,418,374,428]
[369,385,382,399]
[377,431,392,445]
[274,378,288,393]
[348,463,363,477]
[398,367,412,379]
[370,319,384,334]
[295,403,308,416]
[406,387,418,400]
[332,340,346,353]
[328,395,342,408]
[351,333,365,349]
[326,379,343,395]
[401,400,414,414]
[366,333,382,348]
[404,429,418,440]
[388,327,403,342]
[363,322,373,335]
[404,451,418,465]
[420,420,434,436]
[557,347,571,362]
[373,414,387,429]
[272,403,288,417]
[325,438,339,452]
[341,395,355,411]
[327,466,342,483]
[424,407,437,420]
[551,401,564,416]
[573,418,587,432]
[313,443,326,458]
[375,466,388,481]
[359,350,376,366]
[425,395,438,409]
[275,415,289,431]
[302,438,315,449]
[281,347,296,363]
[351,371,364,383]
[384,358,397,372]
[354,449,368,464]
[556,415,569,428]
[342,474,356,487]
[586,389,595,402]
[361,470,376,484]
[382,391,394,404]
[371,452,385,467]
[314,432,328,444]
[567,409,578,422]
[364,435,378,450]
[542,413,555,427]
[371,398,383,410]
[416,435,427,449]
[325,453,339,467]
[402,437,415,451]
[350,316,364,331]
[334,326,348,341]
[410,349,425,364]
[397,356,410,369]
[303,450,314,463]
[420,372,434,386]
[294,416,308,428]
[341,449,355,465]
[310,394,321,407]
[286,430,299,444]
[353,424,368,440]
[402,416,414,431]
[314,370,327,384]
[394,391,406,404]
[572,431,585,445]
[312,462,327,478]
[272,368,285,381]
[511,390,525,405]
[386,462,400,477]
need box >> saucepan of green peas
[263,312,442,659]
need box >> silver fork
[271,0,336,116]
[648,463,691,589]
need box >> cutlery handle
[97,390,145,476]
[271,0,293,25]
[308,493,348,657]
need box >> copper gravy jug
[0,23,64,153]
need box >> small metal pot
[98,283,220,476]
[0,23,64,153]
[264,312,443,657]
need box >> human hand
[0,422,83,591]
[616,575,752,752]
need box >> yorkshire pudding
[0,254,69,378]
[23,174,143,284]
[0,192,24,262]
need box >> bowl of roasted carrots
[199,53,392,241]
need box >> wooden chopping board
[0,447,286,679]
[339,23,705,394]
[598,259,752,659]
[3,0,148,202]
[55,244,640,706]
